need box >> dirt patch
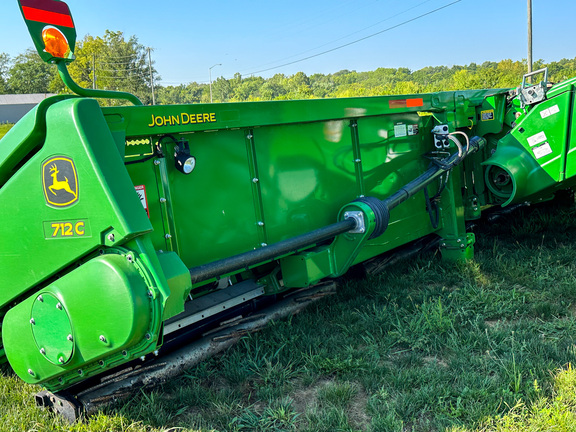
[423,356,448,368]
[348,386,371,430]
[291,378,333,413]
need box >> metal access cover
[31,293,74,365]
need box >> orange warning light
[42,26,71,59]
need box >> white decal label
[527,131,547,147]
[533,142,553,159]
[407,125,419,136]
[394,124,407,138]
[540,105,560,119]
[135,185,149,217]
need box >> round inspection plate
[31,293,74,365]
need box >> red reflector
[22,6,74,28]
[406,98,424,108]
[20,0,70,15]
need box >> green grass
[0,123,13,140]
[3,199,576,431]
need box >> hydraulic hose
[384,135,485,210]
[189,219,356,284]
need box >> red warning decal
[135,185,150,218]
[389,98,424,109]
[21,0,74,28]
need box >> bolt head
[40,348,46,355]
[154,159,161,166]
[30,318,35,325]
[56,303,63,310]
[38,295,44,303]
[252,178,259,183]
[165,234,172,239]
[107,233,115,242]
[58,357,65,364]
[257,222,265,227]
[99,335,106,343]
[67,334,73,342]
[28,369,34,376]
[160,198,167,203]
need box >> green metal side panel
[169,129,261,264]
[255,121,357,244]
[0,98,152,308]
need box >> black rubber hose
[189,219,356,284]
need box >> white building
[0,94,56,124]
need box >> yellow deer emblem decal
[42,156,79,208]
[49,164,77,198]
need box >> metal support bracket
[439,233,475,261]
[520,68,549,107]
[280,201,375,287]
[35,390,83,423]
[344,211,366,234]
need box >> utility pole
[148,48,156,105]
[527,0,533,81]
[209,63,222,103]
[92,54,96,89]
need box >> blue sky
[1,0,575,86]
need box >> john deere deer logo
[42,157,79,207]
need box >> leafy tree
[7,50,58,94]
[67,31,158,105]
[0,53,10,94]
[211,77,233,102]
[260,74,289,100]
[233,76,265,101]
[152,56,576,103]
[157,82,207,105]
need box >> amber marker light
[42,26,71,59]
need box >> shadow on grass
[4,199,576,432]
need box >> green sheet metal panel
[0,98,152,307]
[255,120,357,244]
[166,129,261,267]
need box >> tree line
[1,30,576,105]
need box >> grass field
[0,123,13,139]
[2,160,576,430]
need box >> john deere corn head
[2,0,576,420]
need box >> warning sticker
[394,124,407,138]
[135,185,149,217]
[540,105,560,119]
[527,131,547,147]
[407,125,419,136]
[532,142,553,159]
[481,110,495,121]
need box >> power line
[243,0,462,76]
[239,0,436,74]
